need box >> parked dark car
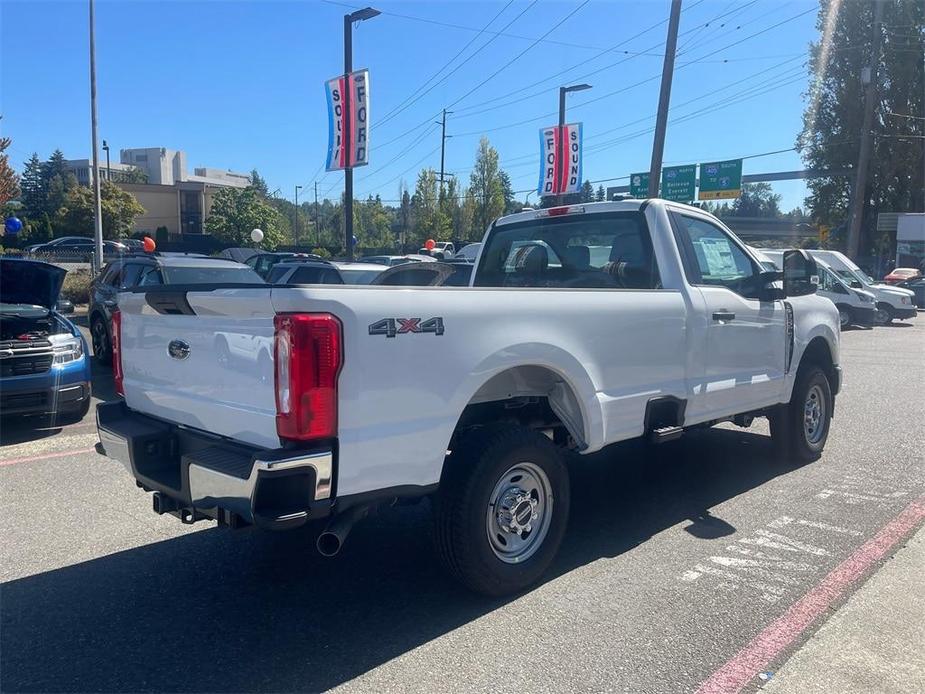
[267,259,384,285]
[371,261,471,286]
[27,237,127,262]
[1,259,92,420]
[245,252,324,279]
[898,275,925,309]
[89,255,263,364]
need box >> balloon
[250,228,264,243]
[424,238,436,251]
[142,237,156,252]
[4,217,23,234]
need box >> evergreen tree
[499,170,518,215]
[596,185,606,202]
[20,153,45,218]
[580,179,594,203]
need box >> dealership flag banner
[538,123,583,197]
[325,69,370,171]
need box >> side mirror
[783,249,818,297]
[850,280,863,289]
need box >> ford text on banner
[325,69,370,171]
[537,123,582,197]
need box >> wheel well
[799,336,836,386]
[451,366,585,450]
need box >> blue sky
[1,0,820,209]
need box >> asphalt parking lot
[1,319,923,693]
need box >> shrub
[61,270,92,305]
[311,247,331,258]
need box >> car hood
[875,284,915,298]
[0,258,67,309]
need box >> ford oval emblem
[167,339,191,360]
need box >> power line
[320,0,622,52]
[376,0,521,127]
[446,1,592,110]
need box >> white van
[805,250,916,324]
[758,250,877,329]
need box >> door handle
[712,310,736,322]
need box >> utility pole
[847,0,885,259]
[88,0,104,272]
[437,108,452,197]
[342,8,380,260]
[314,182,320,246]
[648,0,683,198]
[294,185,302,247]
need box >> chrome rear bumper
[96,400,333,529]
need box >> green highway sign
[661,165,696,202]
[698,159,743,200]
[629,171,650,198]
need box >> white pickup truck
[96,200,841,595]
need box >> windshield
[161,265,263,284]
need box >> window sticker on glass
[697,237,740,278]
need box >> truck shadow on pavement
[1,427,792,692]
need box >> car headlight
[901,296,909,304]
[854,291,873,303]
[50,334,84,365]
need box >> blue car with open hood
[1,258,92,420]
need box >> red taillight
[111,309,124,396]
[274,313,343,441]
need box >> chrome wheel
[874,306,889,324]
[803,384,827,446]
[486,462,553,564]
[91,319,109,359]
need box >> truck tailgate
[117,289,279,448]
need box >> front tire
[875,303,894,325]
[770,364,833,463]
[836,305,851,330]
[434,425,570,596]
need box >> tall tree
[20,153,45,217]
[580,179,594,203]
[56,180,144,239]
[412,168,449,244]
[205,186,286,248]
[499,169,518,215]
[0,137,20,207]
[731,183,783,218]
[398,183,413,252]
[42,149,78,217]
[469,137,505,233]
[249,169,269,197]
[799,0,924,249]
[596,185,606,202]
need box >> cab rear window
[474,212,660,289]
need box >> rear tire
[434,425,570,597]
[770,364,832,463]
[91,316,111,366]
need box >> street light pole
[648,0,683,198]
[294,184,302,247]
[88,0,104,272]
[342,7,379,260]
[314,181,320,246]
[102,140,110,181]
[557,83,592,204]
